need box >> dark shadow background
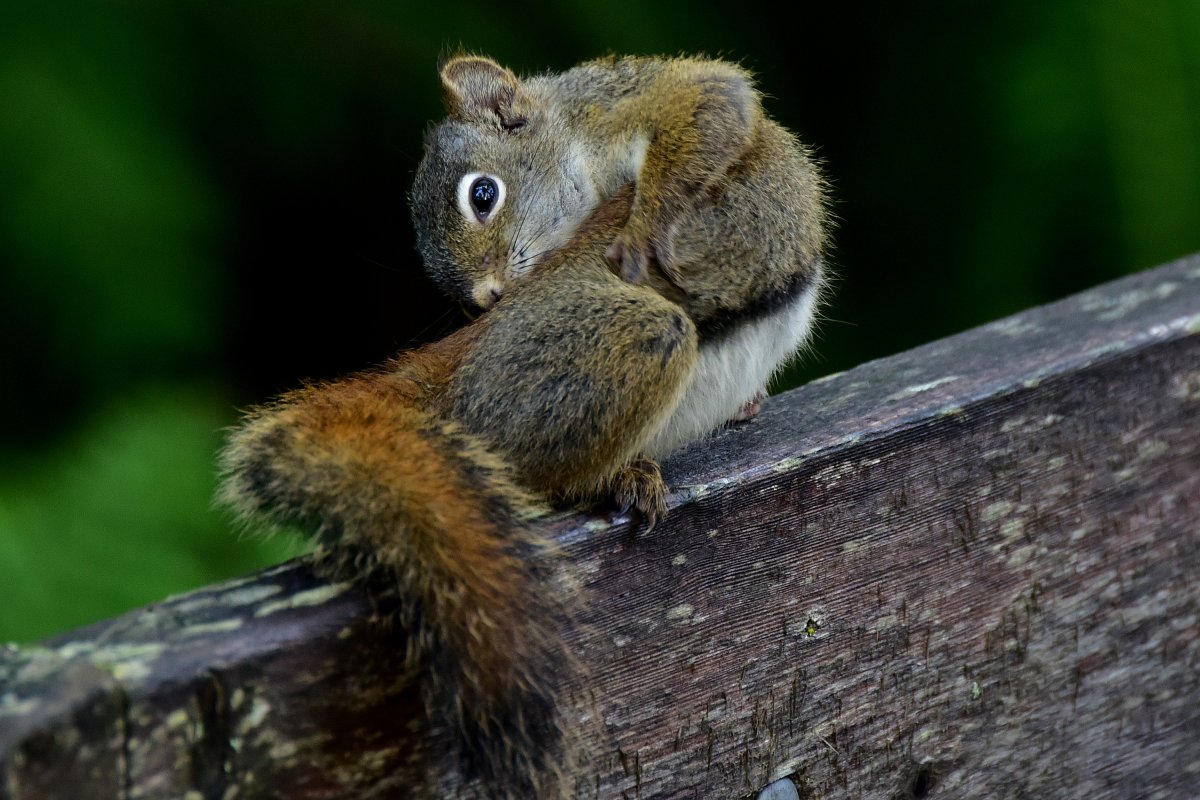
[2,0,1197,641]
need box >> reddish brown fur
[280,371,553,705]
[219,189,698,798]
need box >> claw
[610,457,668,531]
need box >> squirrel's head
[411,56,600,310]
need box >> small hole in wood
[895,760,943,800]
[911,764,934,798]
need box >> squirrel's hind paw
[611,457,668,528]
[729,389,767,423]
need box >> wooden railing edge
[2,254,1199,799]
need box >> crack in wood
[189,669,232,799]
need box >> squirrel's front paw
[605,230,652,284]
[605,224,675,285]
[611,458,668,528]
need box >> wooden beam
[3,255,1199,799]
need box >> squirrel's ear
[440,56,525,124]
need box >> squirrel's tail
[217,364,574,798]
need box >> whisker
[407,304,468,343]
[510,246,559,273]
[508,195,542,256]
[510,204,533,257]
[354,252,405,274]
[513,238,556,261]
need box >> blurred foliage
[0,388,305,641]
[1,0,1197,642]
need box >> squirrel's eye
[471,177,498,215]
[457,173,506,224]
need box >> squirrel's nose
[472,277,504,310]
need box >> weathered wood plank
[3,255,1199,799]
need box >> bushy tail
[217,365,575,798]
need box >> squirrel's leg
[602,60,761,284]
[452,272,699,525]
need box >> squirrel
[412,53,829,455]
[219,187,700,798]
[220,55,829,798]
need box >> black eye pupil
[471,177,497,214]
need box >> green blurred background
[2,1,1198,642]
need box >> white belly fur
[643,273,822,459]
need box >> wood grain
[3,254,1198,799]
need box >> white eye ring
[457,172,506,225]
